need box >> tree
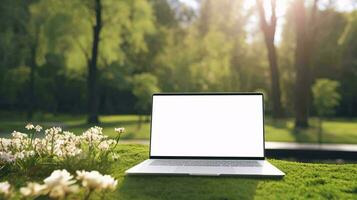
[53,0,155,123]
[15,0,50,120]
[25,17,39,120]
[338,11,357,117]
[0,0,31,114]
[132,73,160,128]
[292,0,319,128]
[256,0,283,118]
[312,79,340,143]
[87,0,102,124]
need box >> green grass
[0,111,357,144]
[265,118,357,144]
[68,115,151,139]
[0,112,150,140]
[2,144,357,199]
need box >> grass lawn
[264,118,357,144]
[0,112,150,140]
[0,111,357,144]
[2,144,357,199]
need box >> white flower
[44,169,75,187]
[92,126,103,134]
[98,142,110,151]
[0,151,16,163]
[81,126,106,145]
[53,142,82,158]
[43,169,78,198]
[0,138,11,151]
[25,123,42,132]
[63,131,80,144]
[0,181,11,197]
[66,146,82,157]
[45,127,62,138]
[100,175,118,191]
[76,170,118,191]
[34,125,43,132]
[15,151,25,160]
[10,150,33,161]
[98,140,115,151]
[76,170,102,190]
[25,150,35,158]
[111,153,119,161]
[33,138,47,153]
[20,182,46,197]
[48,132,83,159]
[114,127,125,134]
[11,131,28,140]
[25,123,35,130]
[10,138,29,151]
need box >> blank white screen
[150,95,264,158]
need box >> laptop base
[126,159,285,177]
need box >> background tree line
[0,0,356,128]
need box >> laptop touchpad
[175,167,235,175]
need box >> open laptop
[126,93,285,177]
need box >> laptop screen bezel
[149,92,265,160]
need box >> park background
[1,0,357,199]
[0,0,357,145]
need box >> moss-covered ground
[3,144,356,199]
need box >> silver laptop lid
[149,93,265,160]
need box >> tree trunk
[293,0,309,128]
[257,0,284,118]
[293,0,319,128]
[317,117,322,144]
[138,115,142,130]
[87,0,102,124]
[27,44,37,121]
[266,39,283,118]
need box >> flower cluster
[25,123,42,132]
[0,132,34,163]
[81,126,116,152]
[0,124,125,170]
[0,124,124,199]
[42,169,78,199]
[76,170,118,191]
[1,169,118,199]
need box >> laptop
[126,93,285,177]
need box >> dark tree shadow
[265,118,289,129]
[292,126,318,143]
[118,176,262,200]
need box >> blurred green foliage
[313,79,341,117]
[0,0,356,119]
[132,73,160,114]
[312,78,341,143]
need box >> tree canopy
[0,0,356,121]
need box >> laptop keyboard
[150,160,261,167]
